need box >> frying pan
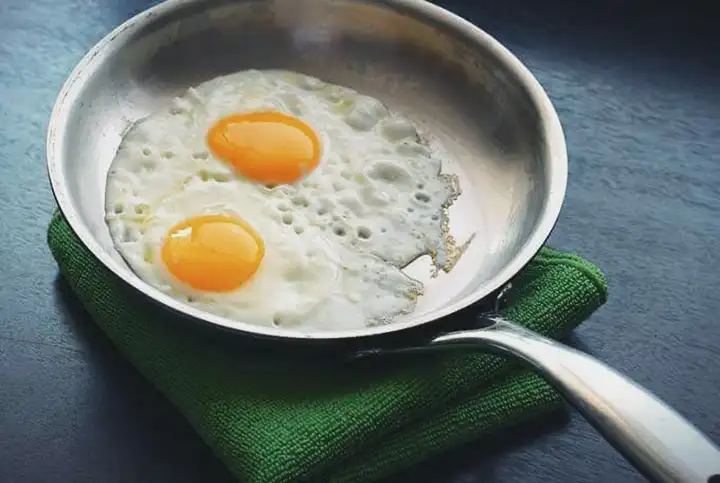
[46,0,720,481]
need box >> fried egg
[104,69,464,331]
[106,180,421,330]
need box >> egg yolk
[206,111,321,184]
[161,214,265,292]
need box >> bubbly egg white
[106,180,421,330]
[105,69,461,331]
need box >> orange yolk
[161,214,265,292]
[206,111,321,185]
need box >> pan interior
[48,0,564,339]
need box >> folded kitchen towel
[47,211,608,483]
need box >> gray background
[1,0,718,481]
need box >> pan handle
[430,316,720,483]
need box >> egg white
[106,179,422,330]
[104,69,461,331]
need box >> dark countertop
[1,1,718,482]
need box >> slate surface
[0,0,718,482]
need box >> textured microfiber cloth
[47,211,608,483]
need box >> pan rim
[46,0,567,342]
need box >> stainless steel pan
[46,1,720,481]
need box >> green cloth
[47,211,608,483]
